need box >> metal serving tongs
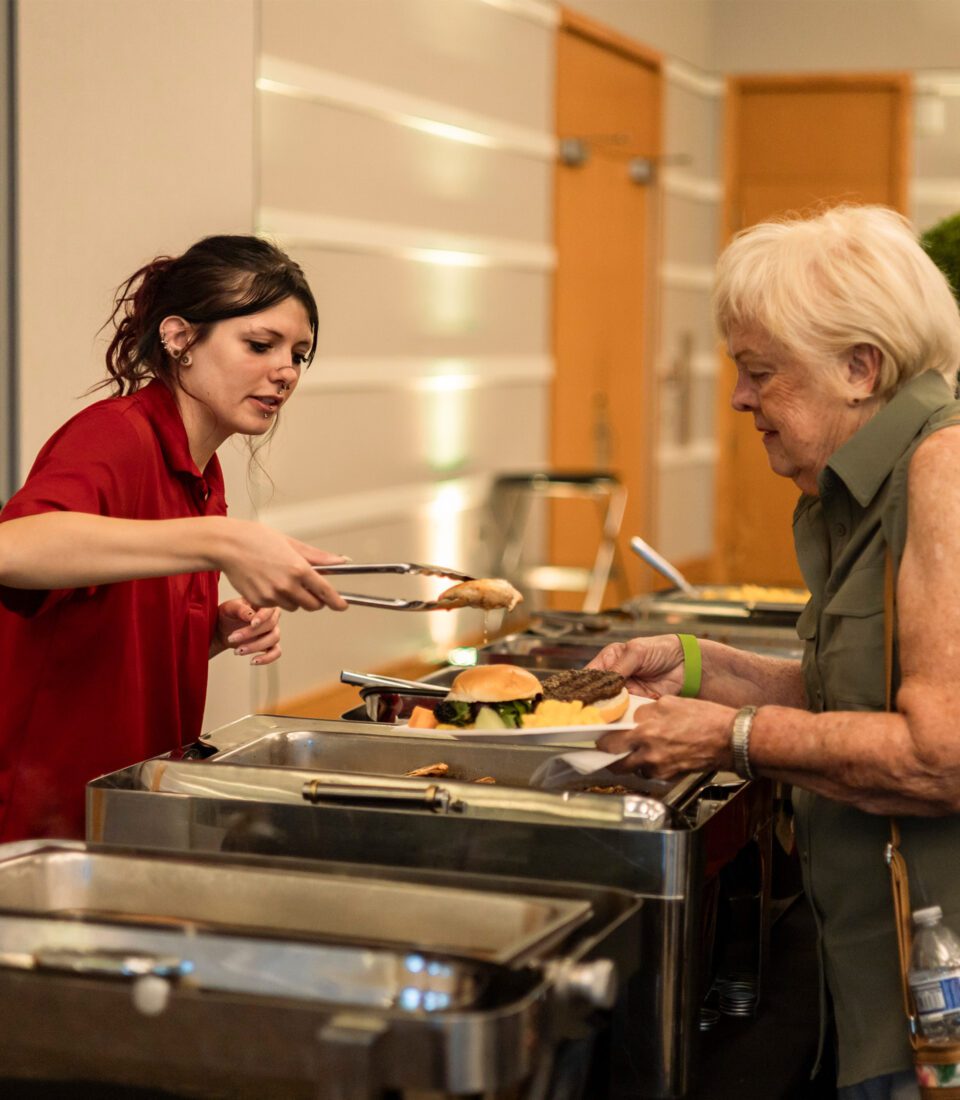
[312,562,475,611]
[340,670,449,696]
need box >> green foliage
[921,212,960,305]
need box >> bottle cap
[913,906,943,926]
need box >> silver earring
[180,352,192,367]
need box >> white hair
[713,205,960,398]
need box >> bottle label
[917,1062,960,1089]
[911,969,960,1019]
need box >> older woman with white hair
[590,205,960,1100]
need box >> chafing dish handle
[661,770,718,812]
[23,949,193,980]
[302,781,465,814]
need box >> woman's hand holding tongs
[215,518,350,613]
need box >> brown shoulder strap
[885,551,919,1043]
[885,551,896,713]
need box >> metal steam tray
[0,841,642,1099]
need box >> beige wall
[254,0,556,707]
[16,0,259,728]
[715,0,960,73]
[16,0,257,472]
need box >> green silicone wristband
[677,633,702,698]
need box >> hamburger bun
[447,665,542,703]
[591,689,630,724]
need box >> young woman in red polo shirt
[0,235,349,840]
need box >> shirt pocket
[821,564,885,709]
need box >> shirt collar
[821,371,955,507]
[136,379,209,481]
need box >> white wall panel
[257,0,556,703]
[256,382,548,504]
[662,193,721,269]
[16,0,257,475]
[663,79,723,180]
[259,93,552,241]
[297,249,551,357]
[656,460,716,563]
[259,0,554,130]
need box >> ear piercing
[159,334,190,366]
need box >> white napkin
[529,749,630,790]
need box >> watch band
[731,705,758,780]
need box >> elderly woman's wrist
[730,705,758,779]
[676,633,702,697]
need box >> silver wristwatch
[731,705,758,780]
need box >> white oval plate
[394,695,652,745]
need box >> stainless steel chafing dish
[478,608,803,667]
[88,716,773,1099]
[0,840,642,1099]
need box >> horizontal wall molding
[260,206,557,272]
[913,178,960,207]
[664,59,724,99]
[661,262,715,291]
[915,71,960,97]
[298,355,553,394]
[471,0,559,28]
[258,475,492,539]
[258,55,557,162]
[657,440,718,470]
[661,167,722,204]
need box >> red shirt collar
[136,379,226,504]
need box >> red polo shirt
[0,380,226,840]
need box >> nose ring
[277,380,288,393]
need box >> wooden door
[717,74,911,586]
[550,10,661,607]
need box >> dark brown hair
[102,235,319,396]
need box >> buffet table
[0,599,819,1099]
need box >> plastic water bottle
[909,906,960,1043]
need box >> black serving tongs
[313,562,475,611]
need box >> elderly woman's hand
[596,696,737,779]
[586,634,687,699]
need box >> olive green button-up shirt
[792,370,960,1087]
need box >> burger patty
[540,668,625,705]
